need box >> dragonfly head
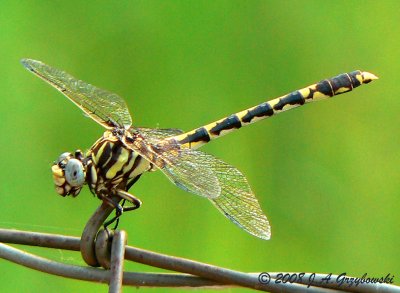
[51,150,87,197]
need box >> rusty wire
[0,198,399,292]
[1,229,399,292]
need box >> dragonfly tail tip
[361,71,379,83]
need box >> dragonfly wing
[130,137,270,239]
[133,128,221,198]
[21,59,132,129]
[124,132,222,199]
[160,149,222,198]
[135,127,184,140]
[133,128,223,198]
[163,148,270,239]
[187,151,270,239]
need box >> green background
[0,0,398,292]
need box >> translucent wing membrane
[207,157,271,239]
[21,59,132,129]
[135,127,184,140]
[161,149,221,199]
[128,135,270,238]
[134,128,224,199]
[161,148,270,239]
[130,131,221,199]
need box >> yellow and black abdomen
[173,70,377,149]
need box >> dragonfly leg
[103,198,124,230]
[101,194,123,211]
[103,190,142,230]
[116,189,142,212]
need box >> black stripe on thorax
[95,141,113,168]
[241,102,274,123]
[85,160,96,193]
[179,127,210,145]
[126,173,142,191]
[115,147,134,178]
[102,142,123,173]
[209,114,242,136]
[125,156,144,190]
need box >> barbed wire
[0,199,398,292]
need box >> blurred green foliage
[0,0,398,292]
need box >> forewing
[21,59,132,129]
[135,127,184,140]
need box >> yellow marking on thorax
[105,147,130,179]
[91,131,119,166]
[122,152,138,175]
[129,158,152,179]
[92,141,112,166]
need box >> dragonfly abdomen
[173,70,377,149]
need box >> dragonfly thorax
[87,131,152,200]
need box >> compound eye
[65,159,85,187]
[56,152,72,165]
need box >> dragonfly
[21,59,377,240]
